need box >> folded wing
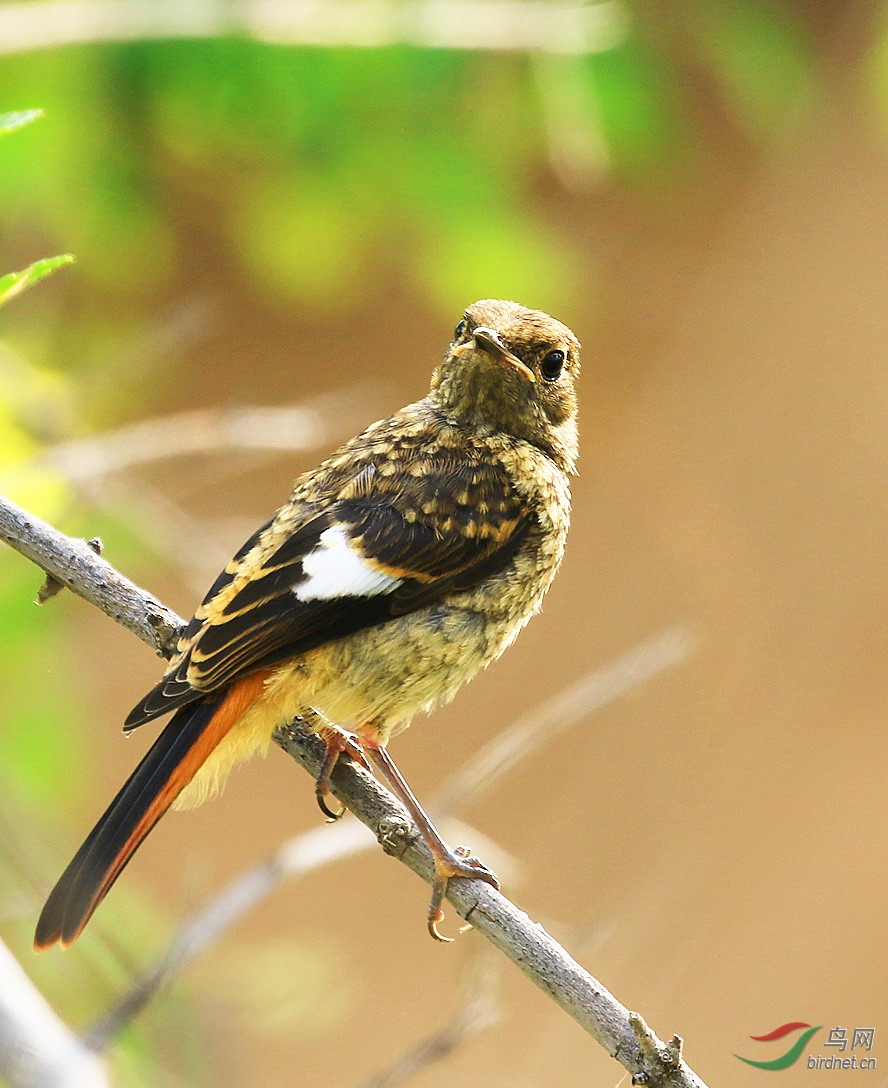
[126,451,531,730]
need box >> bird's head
[430,299,581,473]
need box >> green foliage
[691,1,816,135]
[0,111,74,508]
[0,253,74,307]
[0,15,846,1084]
[0,116,74,675]
[0,111,75,309]
[0,110,74,311]
[0,111,82,825]
[0,15,829,393]
[587,38,683,170]
[0,108,44,135]
[0,555,82,802]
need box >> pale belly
[307,603,514,740]
[174,514,562,810]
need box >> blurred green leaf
[0,109,44,135]
[230,174,370,308]
[418,210,581,317]
[0,554,80,802]
[199,936,353,1039]
[587,40,682,172]
[0,254,74,307]
[691,1,816,135]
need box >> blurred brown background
[1,2,887,1085]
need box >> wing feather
[125,445,532,730]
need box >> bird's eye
[453,319,466,342]
[540,349,565,381]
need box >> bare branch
[84,819,375,1051]
[36,535,103,604]
[80,630,691,1045]
[434,625,696,816]
[357,943,501,1088]
[0,491,183,655]
[1,493,708,1088]
[274,724,708,1087]
[0,0,628,57]
[0,938,109,1088]
[42,393,380,481]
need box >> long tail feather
[35,673,266,950]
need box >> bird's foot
[315,728,372,821]
[360,742,500,942]
[427,845,499,942]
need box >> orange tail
[35,673,266,951]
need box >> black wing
[125,452,531,729]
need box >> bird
[35,298,580,949]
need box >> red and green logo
[735,1022,822,1069]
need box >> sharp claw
[358,744,495,944]
[314,728,369,822]
[424,850,499,941]
[427,879,456,942]
[315,788,345,822]
[428,915,456,942]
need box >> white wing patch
[295,525,402,601]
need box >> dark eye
[541,349,565,381]
[453,318,466,341]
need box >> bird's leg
[361,740,499,941]
[314,723,372,821]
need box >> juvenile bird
[35,299,580,949]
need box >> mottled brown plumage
[36,299,580,949]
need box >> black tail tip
[34,898,83,952]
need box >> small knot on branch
[629,1012,687,1086]
[377,815,417,860]
[665,1035,684,1067]
[145,609,183,658]
[36,536,104,604]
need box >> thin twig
[0,938,109,1088]
[42,395,377,481]
[39,388,386,590]
[0,0,628,57]
[434,626,696,816]
[0,491,183,655]
[273,724,708,1087]
[84,819,375,1050]
[36,535,103,603]
[0,493,708,1088]
[76,633,691,1047]
[357,943,501,1088]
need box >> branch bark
[0,939,109,1088]
[85,627,692,1047]
[0,492,182,655]
[0,491,709,1088]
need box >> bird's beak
[455,327,536,383]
